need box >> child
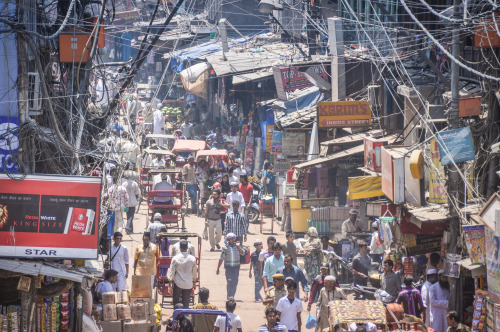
[213,299,243,332]
[249,239,264,302]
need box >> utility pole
[328,18,345,101]
[447,0,462,315]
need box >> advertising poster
[265,125,274,152]
[445,253,461,278]
[281,131,306,156]
[273,65,328,100]
[485,226,500,303]
[0,174,102,259]
[436,127,475,165]
[428,138,448,204]
[271,131,282,155]
[404,234,442,256]
[463,225,486,265]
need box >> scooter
[247,181,261,223]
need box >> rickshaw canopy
[172,140,206,154]
[144,148,176,156]
[195,149,228,161]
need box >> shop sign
[285,183,297,197]
[317,101,372,128]
[272,131,282,154]
[404,234,442,256]
[273,65,328,100]
[381,147,405,204]
[404,155,422,206]
[364,138,386,172]
[463,225,486,265]
[265,125,274,152]
[445,253,461,278]
[348,176,384,200]
[436,127,475,165]
[0,116,20,174]
[428,138,448,204]
[0,174,102,259]
[485,226,500,302]
[282,131,306,156]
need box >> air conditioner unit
[28,72,42,111]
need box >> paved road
[119,201,311,331]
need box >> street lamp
[258,0,283,14]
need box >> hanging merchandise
[472,290,487,332]
[403,257,414,275]
[385,248,403,272]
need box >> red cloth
[286,168,295,183]
[238,183,253,203]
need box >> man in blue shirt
[278,254,309,300]
[109,118,125,137]
[263,242,284,293]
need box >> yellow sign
[429,138,447,204]
[266,125,274,152]
[348,176,384,200]
[317,100,372,127]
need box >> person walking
[133,232,157,284]
[108,232,129,292]
[213,299,243,332]
[421,269,438,326]
[259,236,276,286]
[368,220,385,263]
[168,240,197,308]
[282,231,298,265]
[107,176,129,233]
[226,181,245,213]
[205,189,223,251]
[396,275,425,321]
[381,259,401,302]
[262,274,286,312]
[249,239,264,302]
[316,276,346,331]
[238,174,253,219]
[429,270,450,332]
[303,227,323,284]
[192,288,218,331]
[276,280,303,332]
[153,103,164,146]
[216,233,246,300]
[146,213,167,245]
[277,254,309,300]
[223,201,248,243]
[122,173,141,234]
[258,308,288,332]
[263,242,285,293]
[182,156,198,214]
[307,264,330,311]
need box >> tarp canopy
[172,140,206,153]
[348,176,384,200]
[196,149,228,160]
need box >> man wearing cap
[307,263,330,311]
[146,213,167,245]
[168,239,198,308]
[263,242,285,293]
[108,232,129,292]
[205,189,223,251]
[429,270,450,332]
[369,219,385,263]
[233,159,243,182]
[316,276,346,331]
[182,156,198,214]
[341,209,361,237]
[224,201,248,243]
[421,268,438,326]
[226,182,246,214]
[180,117,194,139]
[217,233,246,299]
[277,254,309,300]
[263,273,286,312]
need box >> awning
[406,204,452,222]
[295,144,365,169]
[196,149,228,159]
[0,259,95,283]
[320,129,385,156]
[232,69,273,85]
[457,258,486,277]
[172,140,206,153]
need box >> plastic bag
[202,225,208,241]
[305,313,317,329]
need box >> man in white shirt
[170,238,196,257]
[213,299,243,332]
[369,220,385,263]
[276,280,303,332]
[122,175,141,233]
[226,182,245,213]
[119,133,140,167]
[167,240,198,308]
[153,104,164,146]
[341,209,360,238]
[147,213,167,244]
[152,172,174,205]
[232,159,243,181]
[152,154,166,169]
[108,232,129,292]
[107,176,129,233]
[180,117,194,139]
[421,269,438,327]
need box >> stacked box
[307,219,329,235]
[101,291,135,332]
[310,207,330,221]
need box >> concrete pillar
[218,19,229,61]
[328,18,345,101]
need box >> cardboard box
[100,320,122,332]
[130,297,154,315]
[131,275,153,298]
[123,320,151,332]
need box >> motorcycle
[247,180,261,223]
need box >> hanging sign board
[317,101,372,128]
[436,127,475,165]
[381,147,406,204]
[273,65,328,100]
[404,234,442,256]
[272,131,282,154]
[0,174,102,259]
[348,176,384,200]
[282,131,306,156]
[463,225,486,265]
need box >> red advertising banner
[273,65,328,100]
[0,174,102,259]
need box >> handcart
[155,233,201,308]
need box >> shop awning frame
[0,259,94,283]
[295,144,365,169]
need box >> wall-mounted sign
[381,147,406,204]
[317,100,372,127]
[272,131,282,154]
[404,234,442,256]
[0,174,101,259]
[265,125,274,152]
[436,127,475,165]
[364,138,386,172]
[274,65,328,100]
[281,131,306,156]
[348,176,384,200]
[428,138,448,204]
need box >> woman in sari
[304,227,324,283]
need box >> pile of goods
[0,305,21,332]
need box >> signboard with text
[274,65,328,100]
[404,234,442,256]
[317,100,372,127]
[436,127,475,165]
[0,174,102,259]
[281,131,306,156]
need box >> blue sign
[272,131,282,154]
[0,116,20,173]
[436,127,475,165]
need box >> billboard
[0,174,102,259]
[281,131,306,156]
[436,127,475,165]
[273,65,328,100]
[317,101,372,127]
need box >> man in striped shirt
[224,201,248,243]
[216,233,246,300]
